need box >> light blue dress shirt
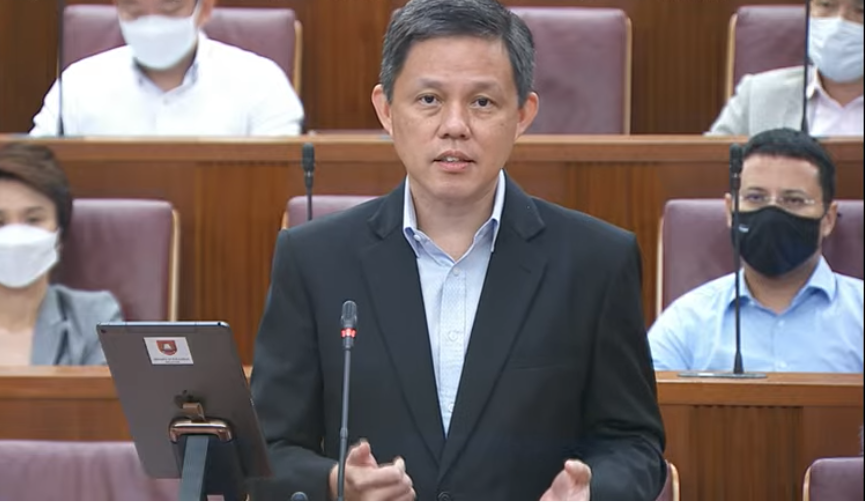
[649,257,864,373]
[402,170,505,434]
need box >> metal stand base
[678,371,767,379]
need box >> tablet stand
[170,401,246,501]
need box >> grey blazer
[708,66,806,136]
[31,284,123,365]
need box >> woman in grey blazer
[0,143,123,366]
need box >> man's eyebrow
[414,78,503,93]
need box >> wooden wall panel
[1,0,803,134]
[1,136,859,364]
[2,368,861,501]
[0,0,58,133]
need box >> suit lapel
[31,286,67,365]
[360,185,446,465]
[438,177,547,480]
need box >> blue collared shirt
[649,257,864,373]
[403,170,505,434]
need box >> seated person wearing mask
[30,0,303,136]
[709,0,863,136]
[649,128,863,373]
[0,143,122,366]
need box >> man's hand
[328,440,415,501]
[540,459,592,501]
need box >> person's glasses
[740,192,819,212]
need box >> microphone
[729,143,745,374]
[302,143,315,221]
[800,0,812,134]
[56,0,66,136]
[678,144,765,380]
[336,300,357,502]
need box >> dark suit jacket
[250,176,666,501]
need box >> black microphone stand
[337,301,357,501]
[801,0,812,133]
[302,143,315,221]
[731,143,745,375]
[56,0,66,136]
[678,144,766,379]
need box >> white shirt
[808,68,864,137]
[30,34,304,137]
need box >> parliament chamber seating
[62,5,303,95]
[283,195,377,228]
[0,440,178,501]
[53,199,179,321]
[803,456,865,501]
[726,4,807,99]
[310,6,632,135]
[657,199,864,312]
[656,460,680,501]
[512,7,632,134]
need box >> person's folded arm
[248,61,305,136]
[647,303,691,371]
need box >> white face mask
[118,1,201,70]
[808,17,865,83]
[0,225,59,289]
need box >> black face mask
[731,206,823,278]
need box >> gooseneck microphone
[302,143,315,221]
[801,0,812,134]
[336,300,357,501]
[730,143,745,374]
[56,0,66,136]
[678,144,765,379]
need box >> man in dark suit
[250,0,666,499]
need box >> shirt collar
[808,66,865,105]
[130,31,209,89]
[402,169,506,256]
[727,255,837,308]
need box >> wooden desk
[657,371,864,501]
[1,368,861,500]
[1,135,862,363]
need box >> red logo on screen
[157,340,177,356]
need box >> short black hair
[380,0,535,106]
[0,143,73,239]
[743,128,836,206]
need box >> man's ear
[372,84,393,136]
[821,201,838,240]
[197,0,215,26]
[514,91,539,139]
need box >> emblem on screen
[144,337,194,365]
[157,340,178,356]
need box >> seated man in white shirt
[649,128,864,373]
[709,0,863,136]
[30,0,304,137]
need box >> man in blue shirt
[649,128,864,373]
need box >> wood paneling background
[1,136,860,364]
[2,368,861,501]
[1,0,797,134]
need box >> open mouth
[434,152,474,171]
